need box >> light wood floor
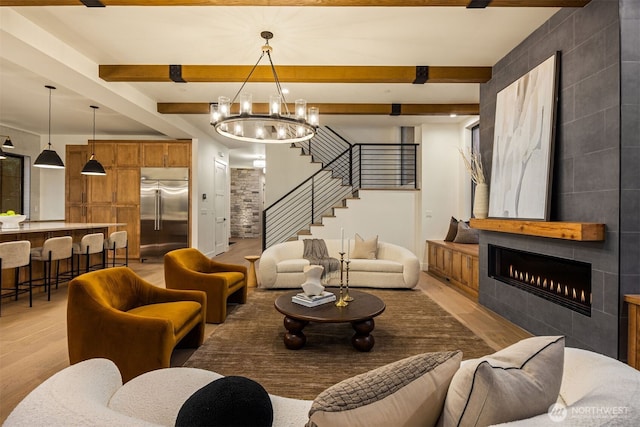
[0,238,530,423]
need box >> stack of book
[292,291,336,307]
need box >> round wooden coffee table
[274,289,385,352]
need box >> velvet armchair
[67,267,206,383]
[164,248,247,323]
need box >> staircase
[262,127,418,250]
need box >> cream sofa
[258,239,420,289]
[6,347,640,427]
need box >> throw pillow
[438,336,565,427]
[444,216,459,241]
[175,376,273,427]
[452,221,479,244]
[307,351,462,427]
[350,233,378,259]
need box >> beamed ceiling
[0,1,589,162]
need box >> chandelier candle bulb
[295,99,307,119]
[308,107,319,126]
[240,93,252,115]
[218,96,230,117]
[270,95,281,116]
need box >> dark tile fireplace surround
[475,0,640,360]
[479,232,618,358]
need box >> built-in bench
[427,240,479,299]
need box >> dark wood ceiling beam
[100,65,492,84]
[157,102,479,116]
[0,1,592,7]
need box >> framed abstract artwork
[488,52,559,220]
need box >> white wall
[420,122,475,265]
[307,189,420,255]
[264,144,321,206]
[329,126,400,144]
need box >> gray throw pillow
[307,351,462,427]
[444,217,458,242]
[452,221,479,244]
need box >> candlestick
[335,251,348,307]
[344,260,353,302]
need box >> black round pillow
[175,376,273,427]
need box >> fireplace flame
[507,263,589,305]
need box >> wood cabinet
[427,240,479,299]
[626,295,640,370]
[142,141,190,167]
[66,140,190,261]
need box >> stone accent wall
[619,0,640,358]
[479,0,624,357]
[230,168,264,239]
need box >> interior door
[214,159,227,255]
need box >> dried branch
[458,148,486,185]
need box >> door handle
[154,189,160,231]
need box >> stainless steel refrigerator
[140,167,189,261]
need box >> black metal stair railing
[263,138,418,249]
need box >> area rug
[184,288,494,400]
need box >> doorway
[214,159,228,255]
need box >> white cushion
[348,259,403,273]
[439,336,564,427]
[277,259,310,273]
[109,367,223,426]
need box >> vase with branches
[459,148,489,219]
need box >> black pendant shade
[81,155,106,175]
[1,137,13,149]
[0,147,6,160]
[81,105,106,176]
[34,85,65,169]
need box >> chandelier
[210,31,319,144]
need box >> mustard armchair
[164,248,247,323]
[67,267,206,383]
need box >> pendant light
[81,105,106,176]
[34,85,65,169]
[0,147,6,160]
[210,31,319,144]
[1,135,13,149]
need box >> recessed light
[449,113,458,118]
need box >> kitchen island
[1,222,125,298]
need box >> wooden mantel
[469,218,605,241]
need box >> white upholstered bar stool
[72,233,105,276]
[0,240,32,315]
[104,231,128,268]
[30,236,73,301]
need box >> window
[470,123,480,204]
[0,153,28,217]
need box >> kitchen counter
[0,221,125,235]
[0,222,127,292]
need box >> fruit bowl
[0,215,27,230]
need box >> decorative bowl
[0,215,27,230]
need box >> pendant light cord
[48,87,52,149]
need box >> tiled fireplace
[478,233,618,357]
[475,0,638,359]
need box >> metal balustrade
[263,128,418,249]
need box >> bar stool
[72,233,105,276]
[30,236,73,301]
[0,240,32,315]
[104,231,128,268]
